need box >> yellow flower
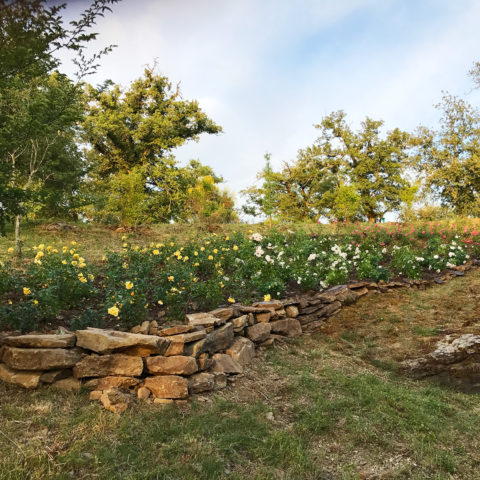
[38,244,44,250]
[122,243,128,248]
[208,255,213,260]
[225,236,229,240]
[174,250,181,257]
[157,300,163,305]
[122,263,128,269]
[121,235,127,240]
[33,299,38,305]
[108,305,119,317]
[213,249,218,254]
[88,274,94,281]
[194,262,199,266]
[8,299,12,305]
[200,246,205,251]
[7,247,13,254]
[170,242,175,247]
[233,245,238,251]
[102,255,107,261]
[73,253,80,260]
[227,297,235,303]
[23,287,31,295]
[70,249,75,255]
[194,251,198,256]
[62,246,68,253]
[183,256,189,262]
[125,281,134,290]
[193,277,198,282]
[153,249,160,255]
[35,251,44,259]
[168,276,174,282]
[71,260,78,266]
[61,260,67,265]
[78,263,86,269]
[79,277,87,283]
[71,241,77,245]
[264,294,271,302]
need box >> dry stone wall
[0,260,476,412]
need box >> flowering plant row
[0,223,478,332]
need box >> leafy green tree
[81,67,223,223]
[0,0,117,252]
[416,94,480,215]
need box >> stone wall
[0,261,476,412]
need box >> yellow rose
[7,247,13,254]
[208,255,213,260]
[227,297,235,303]
[153,249,159,255]
[157,300,163,305]
[23,287,31,295]
[264,294,271,302]
[168,276,174,282]
[108,305,119,317]
[125,281,134,290]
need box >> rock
[165,330,206,344]
[119,345,160,357]
[84,376,140,390]
[270,318,302,338]
[144,375,189,399]
[347,282,370,289]
[148,320,158,335]
[158,325,195,337]
[212,371,227,389]
[334,289,358,306]
[211,353,243,374]
[153,398,174,405]
[252,300,283,310]
[183,339,206,358]
[73,354,143,378]
[202,323,234,354]
[40,369,72,384]
[317,300,342,318]
[52,377,81,391]
[3,333,76,349]
[186,312,226,328]
[100,388,132,413]
[226,337,256,366]
[231,315,248,332]
[353,287,369,297]
[238,306,272,314]
[246,323,271,343]
[255,312,271,323]
[76,328,169,355]
[189,372,215,394]
[2,347,83,371]
[209,307,234,322]
[164,340,184,356]
[0,363,41,389]
[285,305,299,318]
[146,356,198,376]
[137,387,151,400]
[89,390,103,401]
[198,354,215,371]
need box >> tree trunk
[15,214,22,257]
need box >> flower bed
[0,222,479,332]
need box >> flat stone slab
[73,354,144,378]
[186,313,226,328]
[3,334,76,348]
[146,355,198,376]
[2,347,83,371]
[76,328,169,354]
[144,375,189,399]
[0,363,41,389]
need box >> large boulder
[76,328,169,354]
[2,346,83,371]
[144,375,189,399]
[3,333,76,348]
[146,356,198,376]
[73,354,143,378]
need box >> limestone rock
[231,315,248,333]
[2,346,83,371]
[246,323,271,343]
[100,388,132,413]
[183,339,206,358]
[52,377,81,391]
[153,398,174,405]
[73,354,143,378]
[189,372,215,394]
[84,376,140,390]
[0,363,41,389]
[89,390,102,400]
[209,307,234,322]
[317,300,342,318]
[202,323,234,354]
[211,353,243,374]
[4,333,76,349]
[158,325,195,337]
[212,371,227,389]
[146,355,198,376]
[255,312,271,323]
[164,340,184,356]
[270,318,302,338]
[76,328,169,355]
[137,386,151,400]
[144,375,189,399]
[186,312,226,328]
[252,300,283,310]
[334,289,358,306]
[165,330,206,344]
[119,345,160,357]
[198,354,214,371]
[226,337,256,366]
[40,369,72,384]
[285,305,299,318]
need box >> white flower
[307,253,317,261]
[251,233,263,242]
[433,255,439,259]
[382,248,387,254]
[448,252,455,258]
[254,246,264,257]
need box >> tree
[416,94,480,215]
[0,0,117,253]
[81,67,223,223]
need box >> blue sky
[60,0,480,207]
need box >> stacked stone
[1,261,476,412]
[0,333,82,390]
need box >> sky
[59,0,480,209]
